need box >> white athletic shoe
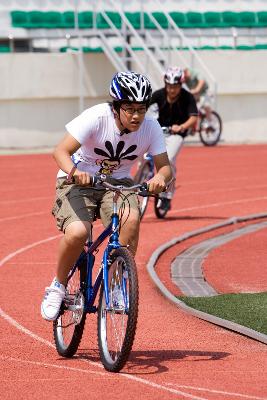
[41,278,66,321]
[112,285,124,309]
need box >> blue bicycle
[53,175,148,372]
[134,149,173,219]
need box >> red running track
[0,145,267,400]
[204,226,267,294]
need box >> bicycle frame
[138,152,154,179]
[71,190,123,315]
[144,152,154,169]
[53,178,147,370]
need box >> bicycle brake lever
[91,174,107,187]
[140,182,148,190]
[138,183,157,198]
[138,182,149,197]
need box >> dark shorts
[52,177,140,232]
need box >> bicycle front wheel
[154,196,171,219]
[53,257,87,358]
[199,110,222,146]
[97,248,139,372]
[133,161,152,219]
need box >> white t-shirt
[58,103,166,179]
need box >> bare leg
[56,220,91,286]
[118,208,140,256]
[164,134,184,199]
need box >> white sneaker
[112,285,124,309]
[41,278,66,321]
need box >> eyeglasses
[166,83,182,88]
[121,106,147,115]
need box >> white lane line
[0,355,107,377]
[166,383,267,400]
[1,196,266,226]
[0,214,264,400]
[0,309,206,400]
[0,235,207,400]
[0,235,62,267]
[145,196,267,219]
[0,184,52,194]
[179,176,261,187]
[1,192,266,226]
[0,307,54,349]
[1,303,264,400]
[0,196,52,205]
[177,183,267,198]
[7,262,54,265]
[118,373,206,400]
[0,211,47,223]
[0,222,102,268]
[0,181,267,209]
[0,212,107,224]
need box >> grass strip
[177,292,267,335]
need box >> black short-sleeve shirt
[150,87,198,136]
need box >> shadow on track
[143,215,226,223]
[73,348,230,375]
[124,349,231,375]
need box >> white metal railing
[152,0,218,100]
[98,10,156,80]
[96,0,218,101]
[108,0,165,82]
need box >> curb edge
[146,212,267,345]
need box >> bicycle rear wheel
[199,110,222,146]
[97,247,139,372]
[133,160,153,219]
[154,196,171,219]
[53,256,87,358]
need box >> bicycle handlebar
[91,174,152,196]
[162,126,172,135]
[65,173,166,197]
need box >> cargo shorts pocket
[52,197,65,231]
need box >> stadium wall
[0,51,267,148]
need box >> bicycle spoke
[199,111,222,146]
[53,259,86,357]
[98,248,138,372]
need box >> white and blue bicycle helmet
[110,71,152,103]
[164,66,184,85]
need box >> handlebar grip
[140,182,148,191]
[66,165,77,183]
[90,174,108,188]
[90,175,98,187]
[162,126,171,134]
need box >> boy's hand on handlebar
[147,174,166,194]
[171,124,185,134]
[73,170,91,186]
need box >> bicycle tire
[154,196,169,219]
[133,161,152,219]
[97,247,139,372]
[199,110,222,146]
[53,256,87,358]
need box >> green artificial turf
[177,292,267,335]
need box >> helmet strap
[119,127,130,136]
[112,102,130,135]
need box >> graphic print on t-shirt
[94,140,138,175]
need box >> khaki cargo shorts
[52,177,141,232]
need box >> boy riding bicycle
[183,67,213,114]
[149,67,198,211]
[41,71,172,322]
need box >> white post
[74,0,85,113]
